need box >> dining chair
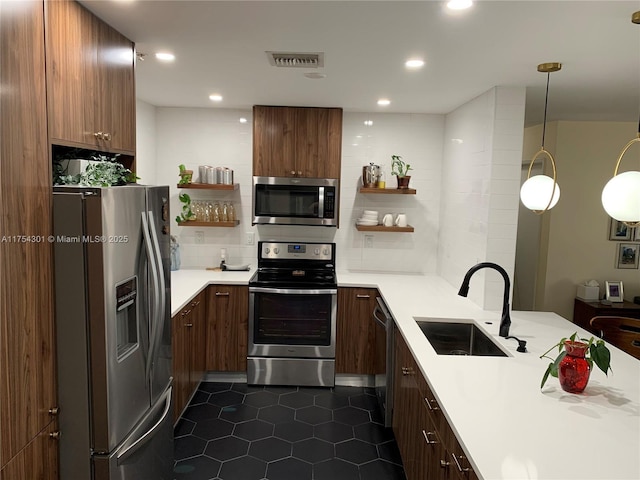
[589,316,640,360]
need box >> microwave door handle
[147,210,166,366]
[317,186,324,217]
[141,211,159,386]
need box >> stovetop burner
[250,241,337,289]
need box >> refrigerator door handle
[141,211,160,385]
[116,385,172,464]
[147,210,166,367]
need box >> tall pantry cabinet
[1,1,137,478]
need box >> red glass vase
[558,341,591,393]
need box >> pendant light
[601,11,640,227]
[520,62,562,213]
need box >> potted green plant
[391,155,412,189]
[540,332,611,393]
[175,193,196,223]
[53,152,138,186]
[178,164,193,185]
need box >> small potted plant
[391,155,412,189]
[540,332,611,394]
[178,164,193,185]
[175,193,196,223]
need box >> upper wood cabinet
[0,0,57,472]
[253,105,343,179]
[45,0,136,154]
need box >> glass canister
[212,202,221,222]
[221,202,229,222]
[227,202,235,222]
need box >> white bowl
[357,219,378,225]
[363,210,378,216]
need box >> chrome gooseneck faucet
[458,262,512,338]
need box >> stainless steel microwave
[252,176,339,227]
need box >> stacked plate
[356,210,379,226]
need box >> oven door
[248,287,337,358]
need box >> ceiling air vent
[266,52,324,68]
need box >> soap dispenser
[220,248,227,269]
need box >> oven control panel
[260,242,333,261]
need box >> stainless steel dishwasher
[373,296,394,428]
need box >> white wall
[152,108,445,271]
[437,87,526,311]
[135,99,158,185]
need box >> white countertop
[172,269,640,480]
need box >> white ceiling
[81,0,640,126]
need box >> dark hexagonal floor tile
[182,403,221,423]
[292,437,334,464]
[313,458,359,480]
[219,404,258,423]
[377,440,403,465]
[233,419,274,441]
[174,418,196,438]
[231,383,265,394]
[174,435,207,461]
[199,382,232,393]
[333,406,370,426]
[359,459,406,480]
[204,435,249,461]
[335,439,378,465]
[257,404,295,424]
[332,385,365,397]
[264,385,297,394]
[314,421,353,443]
[349,393,379,411]
[266,457,312,480]
[273,420,313,442]
[243,390,279,408]
[208,390,245,407]
[189,390,211,405]
[369,406,384,425]
[248,437,292,462]
[296,405,332,425]
[191,418,235,441]
[314,392,350,410]
[173,455,221,479]
[279,391,314,408]
[297,386,329,395]
[218,456,266,480]
[354,422,395,445]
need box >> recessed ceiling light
[239,117,248,123]
[377,99,391,106]
[405,59,425,69]
[155,52,175,62]
[209,94,223,102]
[447,0,473,10]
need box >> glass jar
[227,202,235,222]
[221,202,229,222]
[212,202,220,222]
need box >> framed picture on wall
[616,243,640,269]
[605,281,624,302]
[609,218,632,240]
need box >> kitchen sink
[414,318,508,357]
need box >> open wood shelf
[355,224,414,233]
[359,187,416,195]
[177,183,239,190]
[177,220,240,227]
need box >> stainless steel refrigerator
[53,185,173,480]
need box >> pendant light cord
[541,72,550,149]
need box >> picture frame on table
[605,281,624,302]
[609,218,632,240]
[616,243,640,269]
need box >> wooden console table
[573,298,640,334]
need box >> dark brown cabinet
[336,287,379,374]
[206,285,249,372]
[573,298,640,335]
[393,329,479,480]
[172,292,207,421]
[45,0,136,154]
[0,0,58,475]
[253,105,342,179]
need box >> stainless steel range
[248,241,337,387]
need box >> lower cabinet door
[0,421,59,480]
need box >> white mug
[382,214,394,227]
[395,213,408,227]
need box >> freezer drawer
[93,386,174,480]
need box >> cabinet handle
[401,367,414,376]
[297,171,302,176]
[49,431,61,440]
[424,396,440,411]
[48,407,59,416]
[356,294,370,299]
[184,323,193,328]
[451,452,470,473]
[94,132,104,140]
[103,132,111,141]
[440,459,451,469]
[191,300,200,307]
[422,429,438,445]
[181,309,191,316]
[215,292,230,296]
[290,170,296,176]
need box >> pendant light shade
[520,63,562,214]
